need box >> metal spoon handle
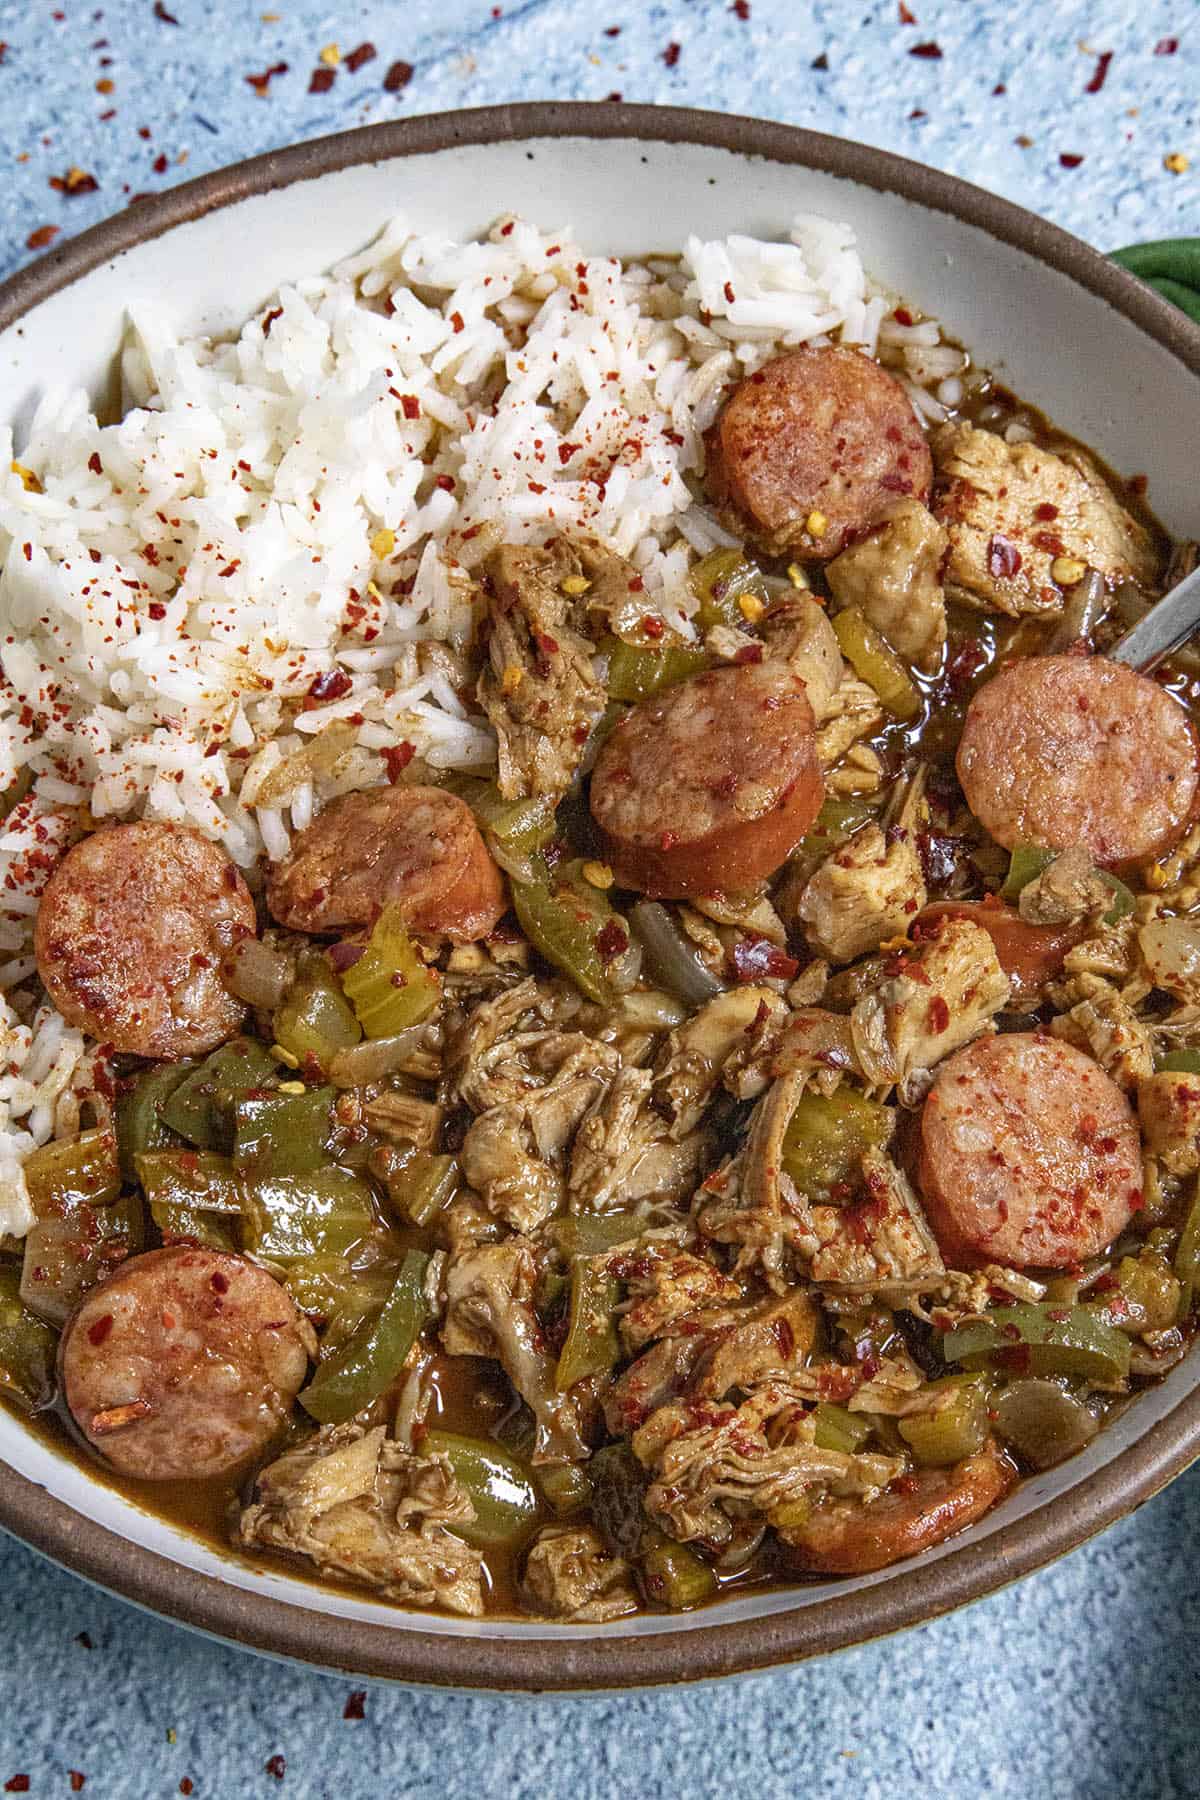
[1108,563,1200,672]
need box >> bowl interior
[2,112,1199,1682]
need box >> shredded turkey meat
[826,498,949,673]
[521,1525,639,1621]
[851,917,1011,1101]
[477,543,608,801]
[1017,848,1112,928]
[237,1423,484,1616]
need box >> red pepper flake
[893,306,915,326]
[210,1270,229,1295]
[435,473,456,492]
[179,1783,194,1797]
[384,60,414,92]
[154,0,179,19]
[734,642,764,665]
[309,67,336,94]
[926,994,950,1034]
[262,307,283,336]
[95,77,115,94]
[152,153,169,175]
[399,394,420,419]
[909,40,942,58]
[343,1690,367,1721]
[245,63,289,96]
[604,24,621,35]
[1033,501,1059,521]
[1127,472,1149,498]
[992,81,1006,94]
[26,224,59,250]
[731,936,799,982]
[345,43,377,73]
[811,51,829,70]
[86,451,103,475]
[898,0,916,21]
[1085,49,1112,93]
[1155,37,1179,55]
[86,1313,114,1347]
[606,90,623,101]
[329,941,365,973]
[382,741,415,782]
[264,1756,286,1782]
[986,533,1022,579]
[75,1632,94,1650]
[596,920,630,963]
[306,669,353,704]
[50,168,100,196]
[1059,152,1085,169]
[662,41,681,67]
[450,310,465,333]
[732,0,750,14]
[69,1776,87,1793]
[4,1780,30,1795]
[641,614,665,641]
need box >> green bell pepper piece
[604,636,708,703]
[273,951,361,1073]
[160,1038,280,1151]
[555,1258,621,1391]
[782,1088,893,1202]
[1174,1181,1200,1315]
[21,1127,121,1218]
[300,1247,430,1424]
[376,1149,459,1228]
[1158,1049,1200,1075]
[0,1264,57,1412]
[512,857,629,1005]
[689,548,768,632]
[136,1149,244,1251]
[1001,845,1134,923]
[940,1302,1130,1386]
[234,1086,334,1182]
[640,1530,717,1610]
[537,1461,592,1516]
[116,1064,191,1182]
[551,1214,644,1259]
[423,1429,542,1547]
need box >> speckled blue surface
[1,1,1199,1794]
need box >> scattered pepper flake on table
[383,59,413,92]
[153,1,179,21]
[909,40,942,58]
[3,1780,30,1795]
[345,42,376,72]
[179,1782,193,1797]
[898,1,916,22]
[26,224,59,250]
[50,168,99,196]
[1155,36,1179,55]
[69,1776,86,1793]
[318,42,340,67]
[731,1,751,18]
[74,1632,93,1650]
[1059,152,1085,168]
[1085,49,1112,93]
[1165,152,1190,173]
[662,41,681,67]
[811,51,829,70]
[343,1689,367,1720]
[309,67,335,93]
[245,62,288,96]
[264,1756,286,1781]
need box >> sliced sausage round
[705,346,933,560]
[918,1032,1143,1269]
[778,1445,1015,1574]
[590,661,824,897]
[266,785,506,940]
[917,901,1081,1003]
[34,822,255,1059]
[60,1246,316,1482]
[957,654,1199,864]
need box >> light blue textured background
[1,1,1198,1794]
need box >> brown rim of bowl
[3,103,1200,1692]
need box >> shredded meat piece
[237,1423,484,1615]
[616,1247,743,1354]
[814,674,885,769]
[692,1288,820,1398]
[763,594,844,720]
[808,1148,944,1290]
[850,917,1010,1102]
[826,499,949,672]
[1138,1072,1200,1175]
[652,984,789,1137]
[1049,973,1155,1092]
[1017,847,1112,927]
[933,424,1161,616]
[692,1068,813,1289]
[632,1379,902,1544]
[442,1240,586,1460]
[521,1525,639,1621]
[798,822,927,964]
[477,543,608,800]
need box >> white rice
[0,207,960,1235]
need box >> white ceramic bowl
[2,105,1199,1691]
